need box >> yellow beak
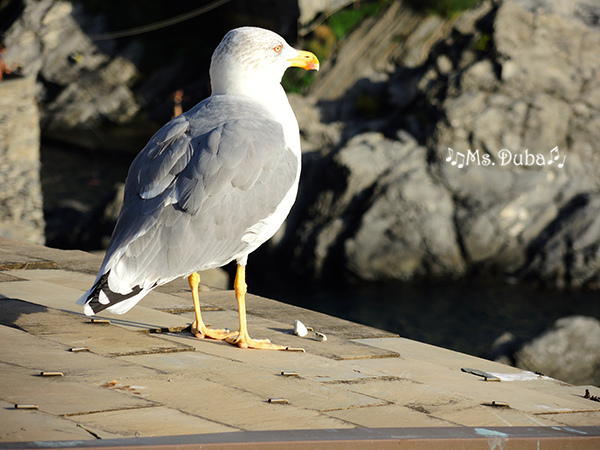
[288,50,320,71]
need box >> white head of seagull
[210,27,319,99]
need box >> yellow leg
[225,264,304,351]
[188,272,233,340]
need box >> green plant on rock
[405,0,481,19]
[474,33,492,53]
[284,0,392,93]
[328,0,392,40]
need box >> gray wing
[102,96,298,292]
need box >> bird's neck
[212,81,300,152]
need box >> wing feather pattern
[78,95,298,315]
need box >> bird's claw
[225,334,293,351]
[191,321,234,340]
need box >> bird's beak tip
[288,50,320,71]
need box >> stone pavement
[0,236,599,448]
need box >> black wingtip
[85,271,143,314]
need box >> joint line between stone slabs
[318,398,395,413]
[323,375,405,385]
[139,325,192,334]
[60,403,163,418]
[108,346,196,357]
[0,261,58,270]
[76,423,102,439]
[334,353,401,361]
[532,408,600,415]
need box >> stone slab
[0,272,25,282]
[0,275,398,359]
[73,406,237,438]
[170,289,398,340]
[1,269,396,343]
[0,324,163,384]
[3,269,203,317]
[164,311,400,361]
[0,237,102,274]
[114,372,353,431]
[125,342,389,383]
[355,336,521,372]
[7,269,100,297]
[0,361,155,416]
[543,411,600,427]
[120,352,388,413]
[324,403,454,428]
[0,298,193,356]
[431,403,560,427]
[351,338,600,423]
[0,277,191,333]
[323,374,560,427]
[1,236,599,441]
[0,400,108,442]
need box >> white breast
[235,88,301,265]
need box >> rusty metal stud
[91,318,110,324]
[14,404,38,410]
[285,346,306,352]
[489,401,510,407]
[484,376,501,382]
[70,347,90,352]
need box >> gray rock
[288,94,341,154]
[0,77,45,245]
[495,2,594,103]
[510,0,600,27]
[43,55,139,129]
[521,194,600,289]
[515,316,600,386]
[270,0,600,285]
[287,132,464,280]
[4,0,140,130]
[297,0,354,25]
[487,331,522,366]
[343,132,464,280]
[6,0,600,290]
[420,0,600,280]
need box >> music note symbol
[451,152,465,168]
[558,155,566,168]
[446,148,454,162]
[547,146,559,164]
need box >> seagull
[77,27,319,350]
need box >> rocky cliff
[3,0,600,290]
[3,0,140,131]
[0,76,45,245]
[0,0,355,135]
[268,0,600,289]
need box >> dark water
[41,142,600,359]
[40,141,133,211]
[255,276,600,358]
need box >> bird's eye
[273,44,282,53]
